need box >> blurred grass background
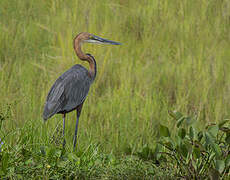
[0,0,229,153]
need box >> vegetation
[0,0,229,178]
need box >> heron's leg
[73,103,84,150]
[62,113,66,147]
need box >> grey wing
[43,65,92,120]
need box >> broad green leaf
[178,128,186,139]
[205,132,215,146]
[209,168,220,180]
[225,154,230,167]
[159,124,170,137]
[218,119,229,128]
[211,143,222,157]
[215,160,225,174]
[176,117,185,128]
[189,126,195,141]
[208,125,219,137]
[185,116,195,125]
[168,110,183,121]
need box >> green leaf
[220,127,230,133]
[68,153,80,163]
[185,116,195,125]
[211,143,222,157]
[57,161,68,168]
[218,119,229,128]
[225,132,230,144]
[25,159,33,165]
[180,143,188,158]
[209,168,220,180]
[208,125,219,137]
[193,147,201,159]
[189,126,195,141]
[178,128,186,139]
[159,124,170,137]
[198,131,203,142]
[161,137,174,150]
[176,117,185,128]
[205,132,214,146]
[1,152,9,174]
[215,160,225,174]
[168,110,183,121]
[225,154,230,167]
[194,140,205,152]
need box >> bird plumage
[43,64,93,120]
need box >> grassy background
[0,0,230,154]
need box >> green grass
[0,0,230,178]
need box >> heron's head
[77,32,121,45]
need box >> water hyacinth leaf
[205,132,221,156]
[225,154,230,167]
[218,119,229,128]
[189,126,195,141]
[209,168,220,180]
[176,117,185,128]
[178,128,186,139]
[168,110,183,120]
[211,143,222,157]
[159,124,170,137]
[205,132,215,146]
[185,116,195,125]
[215,160,225,174]
[208,125,219,137]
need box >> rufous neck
[73,36,97,80]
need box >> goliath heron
[43,32,121,149]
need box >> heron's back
[43,64,93,120]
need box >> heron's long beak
[85,35,121,45]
